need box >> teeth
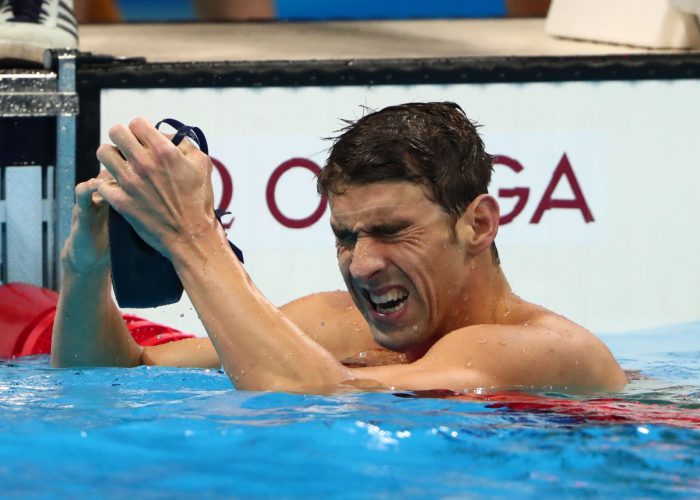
[369,289,408,305]
[368,289,409,314]
[376,301,405,314]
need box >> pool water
[1,323,699,498]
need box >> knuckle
[115,175,133,191]
[154,140,177,159]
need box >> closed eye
[331,221,411,247]
[332,228,357,247]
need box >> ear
[457,194,500,256]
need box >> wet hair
[317,101,499,263]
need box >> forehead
[328,182,438,225]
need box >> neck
[442,254,517,332]
[403,254,516,362]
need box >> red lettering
[266,158,328,229]
[493,155,530,225]
[530,153,594,224]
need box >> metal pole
[52,50,78,289]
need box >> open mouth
[363,288,409,315]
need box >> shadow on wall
[74,0,551,23]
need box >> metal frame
[0,50,78,289]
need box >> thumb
[96,178,128,214]
[75,178,103,211]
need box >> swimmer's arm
[346,325,628,392]
[91,120,372,388]
[142,337,220,368]
[140,291,382,369]
[52,174,143,368]
[169,227,351,392]
[52,267,142,368]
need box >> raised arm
[93,118,627,394]
[51,160,384,370]
[51,171,142,368]
[96,118,355,391]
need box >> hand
[61,169,112,273]
[95,117,218,259]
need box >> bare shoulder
[281,290,384,360]
[281,289,356,313]
[280,290,361,328]
[421,308,627,392]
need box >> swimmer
[51,102,627,393]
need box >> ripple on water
[0,325,699,497]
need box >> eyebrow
[330,220,412,239]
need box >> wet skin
[330,182,478,359]
[53,118,628,392]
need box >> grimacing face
[329,181,472,355]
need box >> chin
[370,328,417,354]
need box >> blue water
[1,324,699,498]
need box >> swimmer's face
[329,182,471,355]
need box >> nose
[348,238,386,281]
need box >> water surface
[1,324,699,498]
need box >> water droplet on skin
[320,321,326,327]
[477,338,487,344]
[465,361,472,368]
[345,306,353,311]
[412,325,418,332]
[498,340,506,346]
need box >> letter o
[266,158,328,229]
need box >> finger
[75,178,110,214]
[175,135,199,156]
[157,130,197,156]
[96,143,131,185]
[75,178,100,210]
[129,116,175,152]
[96,178,129,214]
[108,123,145,162]
[96,167,114,181]
[89,168,115,205]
